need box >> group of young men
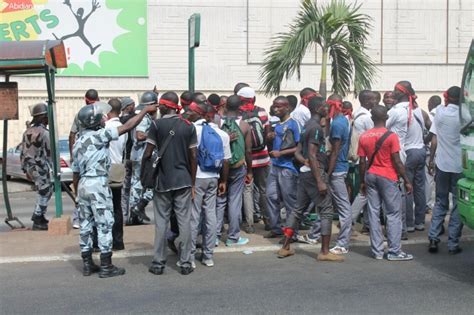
[20,80,465,278]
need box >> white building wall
[1,0,473,147]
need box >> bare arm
[117,106,155,136]
[241,121,253,177]
[135,131,147,142]
[140,143,155,177]
[359,158,367,195]
[327,139,341,176]
[308,142,327,195]
[392,152,413,194]
[69,132,76,160]
[428,134,438,175]
[189,147,197,187]
[294,142,305,165]
[73,172,79,196]
[218,160,229,196]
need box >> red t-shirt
[357,127,401,182]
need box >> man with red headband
[186,101,231,267]
[237,85,271,233]
[143,91,197,276]
[387,81,424,240]
[326,94,352,255]
[291,87,318,131]
[427,86,463,255]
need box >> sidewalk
[1,217,473,263]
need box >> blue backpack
[198,122,225,172]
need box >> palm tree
[260,0,377,98]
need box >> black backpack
[242,108,266,152]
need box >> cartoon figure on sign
[53,0,101,55]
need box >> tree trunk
[319,48,328,99]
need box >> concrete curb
[2,235,473,264]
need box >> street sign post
[188,13,201,93]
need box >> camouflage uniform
[20,123,53,217]
[72,127,119,253]
[129,114,154,214]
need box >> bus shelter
[0,40,68,229]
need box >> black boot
[81,251,100,276]
[31,214,48,231]
[133,199,150,222]
[428,240,439,253]
[98,252,126,278]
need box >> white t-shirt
[290,103,311,132]
[405,107,425,151]
[352,106,373,134]
[430,104,461,173]
[105,117,127,164]
[194,119,232,179]
[387,101,411,161]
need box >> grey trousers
[330,172,353,248]
[366,173,403,257]
[243,165,269,226]
[151,188,193,269]
[351,192,370,228]
[191,178,218,261]
[266,165,298,235]
[405,148,427,227]
[216,166,246,241]
[286,171,333,236]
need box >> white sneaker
[296,234,319,245]
[330,245,349,255]
[176,261,196,269]
[72,221,80,229]
[202,258,214,267]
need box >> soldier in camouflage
[20,103,52,231]
[72,102,156,278]
[128,91,159,223]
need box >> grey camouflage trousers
[129,161,153,211]
[25,164,53,216]
[77,176,114,253]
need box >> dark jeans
[111,187,124,248]
[428,167,463,249]
[405,148,426,227]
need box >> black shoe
[134,200,151,222]
[448,246,462,255]
[149,265,164,275]
[31,214,48,231]
[401,232,408,241]
[112,243,125,251]
[98,253,126,278]
[81,251,100,276]
[180,266,194,275]
[264,231,282,239]
[429,240,439,253]
[126,214,144,226]
[264,224,271,231]
[40,215,49,224]
[167,239,178,255]
[244,225,256,234]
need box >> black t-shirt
[120,113,136,160]
[301,117,328,170]
[147,114,197,192]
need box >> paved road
[1,242,473,314]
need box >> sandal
[330,245,349,255]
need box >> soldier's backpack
[242,108,266,152]
[198,122,225,173]
[221,117,245,167]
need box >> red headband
[395,83,417,126]
[159,99,182,111]
[240,96,256,112]
[188,102,207,116]
[327,99,343,119]
[443,90,449,107]
[180,98,192,106]
[301,92,319,106]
